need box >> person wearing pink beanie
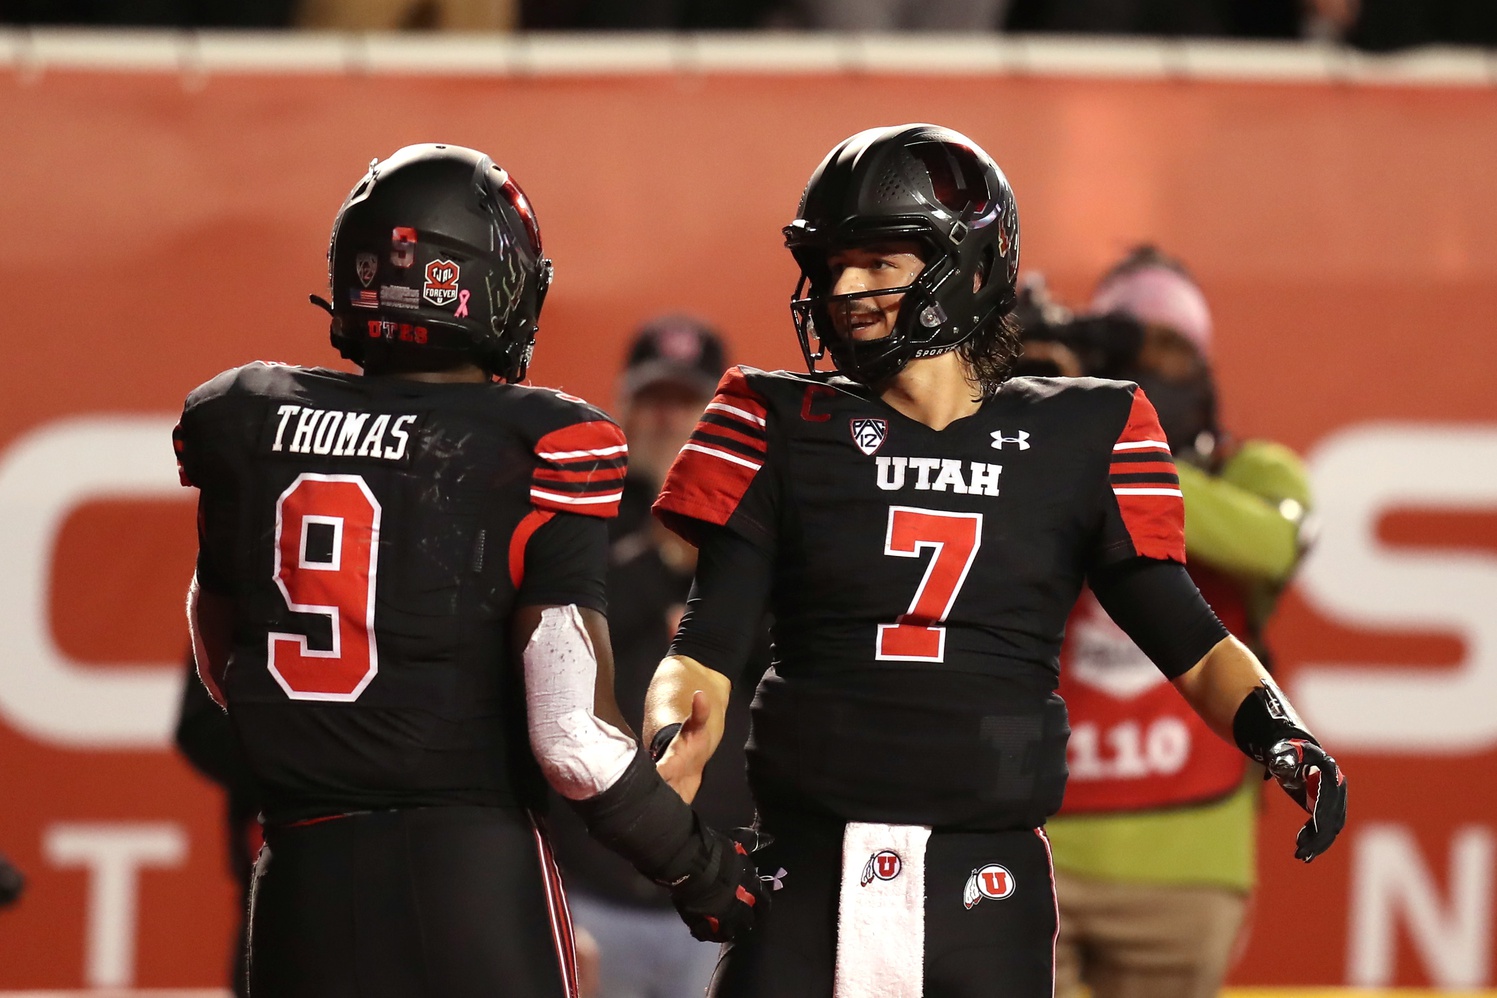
[1046,246,1321,998]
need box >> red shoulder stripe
[532,419,627,518]
[1111,389,1185,562]
[509,509,557,590]
[653,368,768,541]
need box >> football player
[175,144,764,998]
[642,124,1347,997]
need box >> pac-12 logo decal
[355,253,379,287]
[860,850,902,886]
[423,259,461,307]
[850,417,888,456]
[962,864,1015,908]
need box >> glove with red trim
[1234,680,1349,863]
[669,826,768,943]
[1266,737,1347,862]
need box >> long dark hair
[959,308,1023,399]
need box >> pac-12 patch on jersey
[850,417,888,456]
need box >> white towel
[833,821,932,998]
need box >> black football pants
[248,806,576,998]
[711,812,1057,998]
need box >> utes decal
[962,864,1015,909]
[875,456,1002,496]
[850,417,888,456]
[391,226,418,268]
[990,430,1030,451]
[761,867,788,892]
[860,850,902,886]
[423,259,461,307]
[268,405,418,462]
[366,319,428,344]
[355,252,378,287]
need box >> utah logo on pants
[962,863,1015,908]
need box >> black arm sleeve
[668,525,775,684]
[518,512,610,613]
[1089,558,1230,680]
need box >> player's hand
[654,691,714,804]
[669,827,768,943]
[1266,738,1347,862]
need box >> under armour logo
[760,867,788,891]
[991,430,1030,451]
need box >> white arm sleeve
[523,604,638,801]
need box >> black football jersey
[175,362,626,823]
[655,367,1184,830]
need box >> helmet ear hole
[975,245,994,294]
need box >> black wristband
[567,751,709,886]
[650,722,683,762]
[1232,680,1316,765]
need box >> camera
[1010,275,1145,381]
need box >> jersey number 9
[268,473,382,701]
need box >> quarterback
[643,124,1347,997]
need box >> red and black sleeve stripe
[1109,388,1185,562]
[654,368,769,536]
[530,420,628,518]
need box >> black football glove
[669,827,768,943]
[0,853,25,908]
[1265,737,1347,863]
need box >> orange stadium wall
[0,35,1495,989]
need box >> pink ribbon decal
[454,288,470,318]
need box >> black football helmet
[318,143,552,382]
[784,124,1020,386]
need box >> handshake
[664,823,770,944]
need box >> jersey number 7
[875,506,983,663]
[268,473,382,701]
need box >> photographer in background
[1020,249,1316,998]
